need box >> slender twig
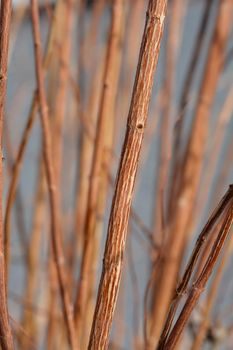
[191,233,233,350]
[158,184,233,347]
[30,0,78,348]
[4,0,64,279]
[195,83,233,221]
[52,0,73,186]
[4,119,28,253]
[0,0,14,348]
[162,196,233,349]
[149,1,186,342]
[150,2,233,345]
[19,163,46,349]
[74,1,124,344]
[72,52,104,273]
[168,0,213,214]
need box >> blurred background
[4,0,233,349]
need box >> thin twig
[74,1,124,345]
[0,0,14,348]
[158,185,233,347]
[162,197,233,349]
[30,0,78,348]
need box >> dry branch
[0,0,14,348]
[162,192,233,349]
[4,0,63,279]
[88,1,167,348]
[30,0,78,348]
[150,2,233,345]
[158,185,233,348]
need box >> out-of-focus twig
[30,0,78,348]
[0,0,14,348]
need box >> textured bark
[88,1,167,348]
[117,0,145,136]
[158,185,233,348]
[149,2,233,346]
[162,195,233,349]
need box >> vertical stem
[0,0,14,348]
[149,1,186,343]
[79,2,124,348]
[30,1,78,348]
[19,163,46,350]
[4,0,63,283]
[53,0,73,187]
[88,1,167,348]
[168,0,213,215]
[74,1,124,346]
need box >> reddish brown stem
[0,0,14,348]
[4,0,64,282]
[74,0,124,343]
[163,200,233,349]
[158,185,233,347]
[150,2,233,345]
[168,0,213,215]
[30,0,78,348]
[88,1,167,348]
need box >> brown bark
[30,0,78,348]
[88,1,167,348]
[158,185,233,347]
[162,198,233,349]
